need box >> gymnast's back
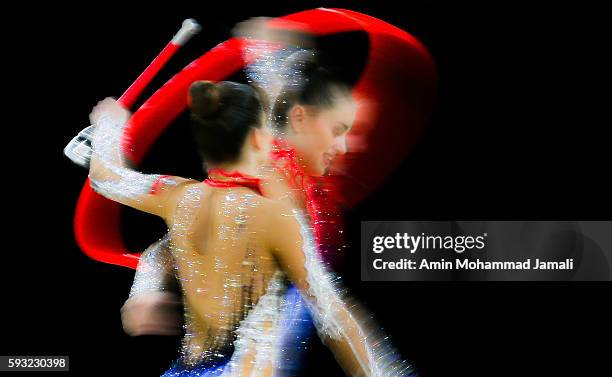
[161,177,415,376]
[166,181,283,368]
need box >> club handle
[171,18,202,46]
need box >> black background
[4,1,610,376]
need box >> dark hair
[189,81,264,164]
[271,51,351,131]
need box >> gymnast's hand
[64,97,130,168]
[89,97,131,127]
[120,291,182,336]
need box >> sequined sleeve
[280,209,417,377]
[88,112,183,216]
[128,233,178,298]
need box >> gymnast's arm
[88,97,198,219]
[121,235,182,336]
[268,204,415,377]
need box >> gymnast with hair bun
[83,19,417,376]
[88,75,414,376]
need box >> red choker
[204,168,263,195]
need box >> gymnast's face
[287,94,356,176]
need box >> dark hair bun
[189,81,221,119]
[189,81,265,164]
